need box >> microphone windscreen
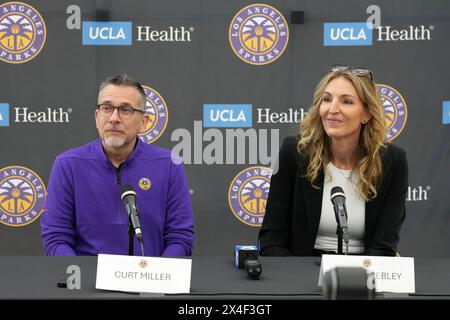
[323,267,375,300]
[120,184,136,200]
[331,186,345,200]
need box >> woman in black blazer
[259,66,408,257]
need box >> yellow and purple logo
[0,2,46,64]
[229,3,289,65]
[377,84,408,142]
[139,85,169,144]
[138,177,151,191]
[0,165,46,227]
[228,166,272,227]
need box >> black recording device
[234,245,262,279]
[57,277,67,288]
[244,259,262,279]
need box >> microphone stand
[336,225,343,255]
[128,225,145,256]
[336,224,349,255]
[128,224,134,256]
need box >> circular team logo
[362,258,372,269]
[228,166,273,227]
[139,85,169,144]
[377,84,408,142]
[0,165,46,227]
[138,259,148,268]
[0,2,47,64]
[229,3,289,65]
[138,177,151,191]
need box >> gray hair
[98,73,147,110]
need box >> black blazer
[259,136,408,256]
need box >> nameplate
[96,254,192,294]
[318,254,415,293]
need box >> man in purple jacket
[41,74,194,256]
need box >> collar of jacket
[94,137,143,168]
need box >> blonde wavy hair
[299,68,387,201]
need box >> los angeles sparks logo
[229,3,289,65]
[139,85,169,144]
[0,2,47,64]
[138,177,151,191]
[0,166,46,227]
[228,166,272,227]
[377,84,408,142]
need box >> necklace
[338,168,352,181]
[330,162,352,181]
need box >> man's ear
[139,114,149,133]
[94,109,99,129]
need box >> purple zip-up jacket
[41,138,194,256]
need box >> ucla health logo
[0,165,46,227]
[323,23,372,46]
[229,3,289,65]
[377,84,408,142]
[138,85,168,144]
[0,103,9,126]
[82,21,132,45]
[324,22,433,46]
[203,104,252,128]
[443,101,450,125]
[228,166,272,227]
[0,2,46,64]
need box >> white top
[314,162,365,254]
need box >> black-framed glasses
[330,65,373,80]
[97,104,145,119]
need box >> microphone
[330,186,349,248]
[234,245,262,279]
[323,267,375,300]
[120,185,143,244]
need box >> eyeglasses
[97,104,145,119]
[330,65,373,80]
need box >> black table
[0,256,449,299]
